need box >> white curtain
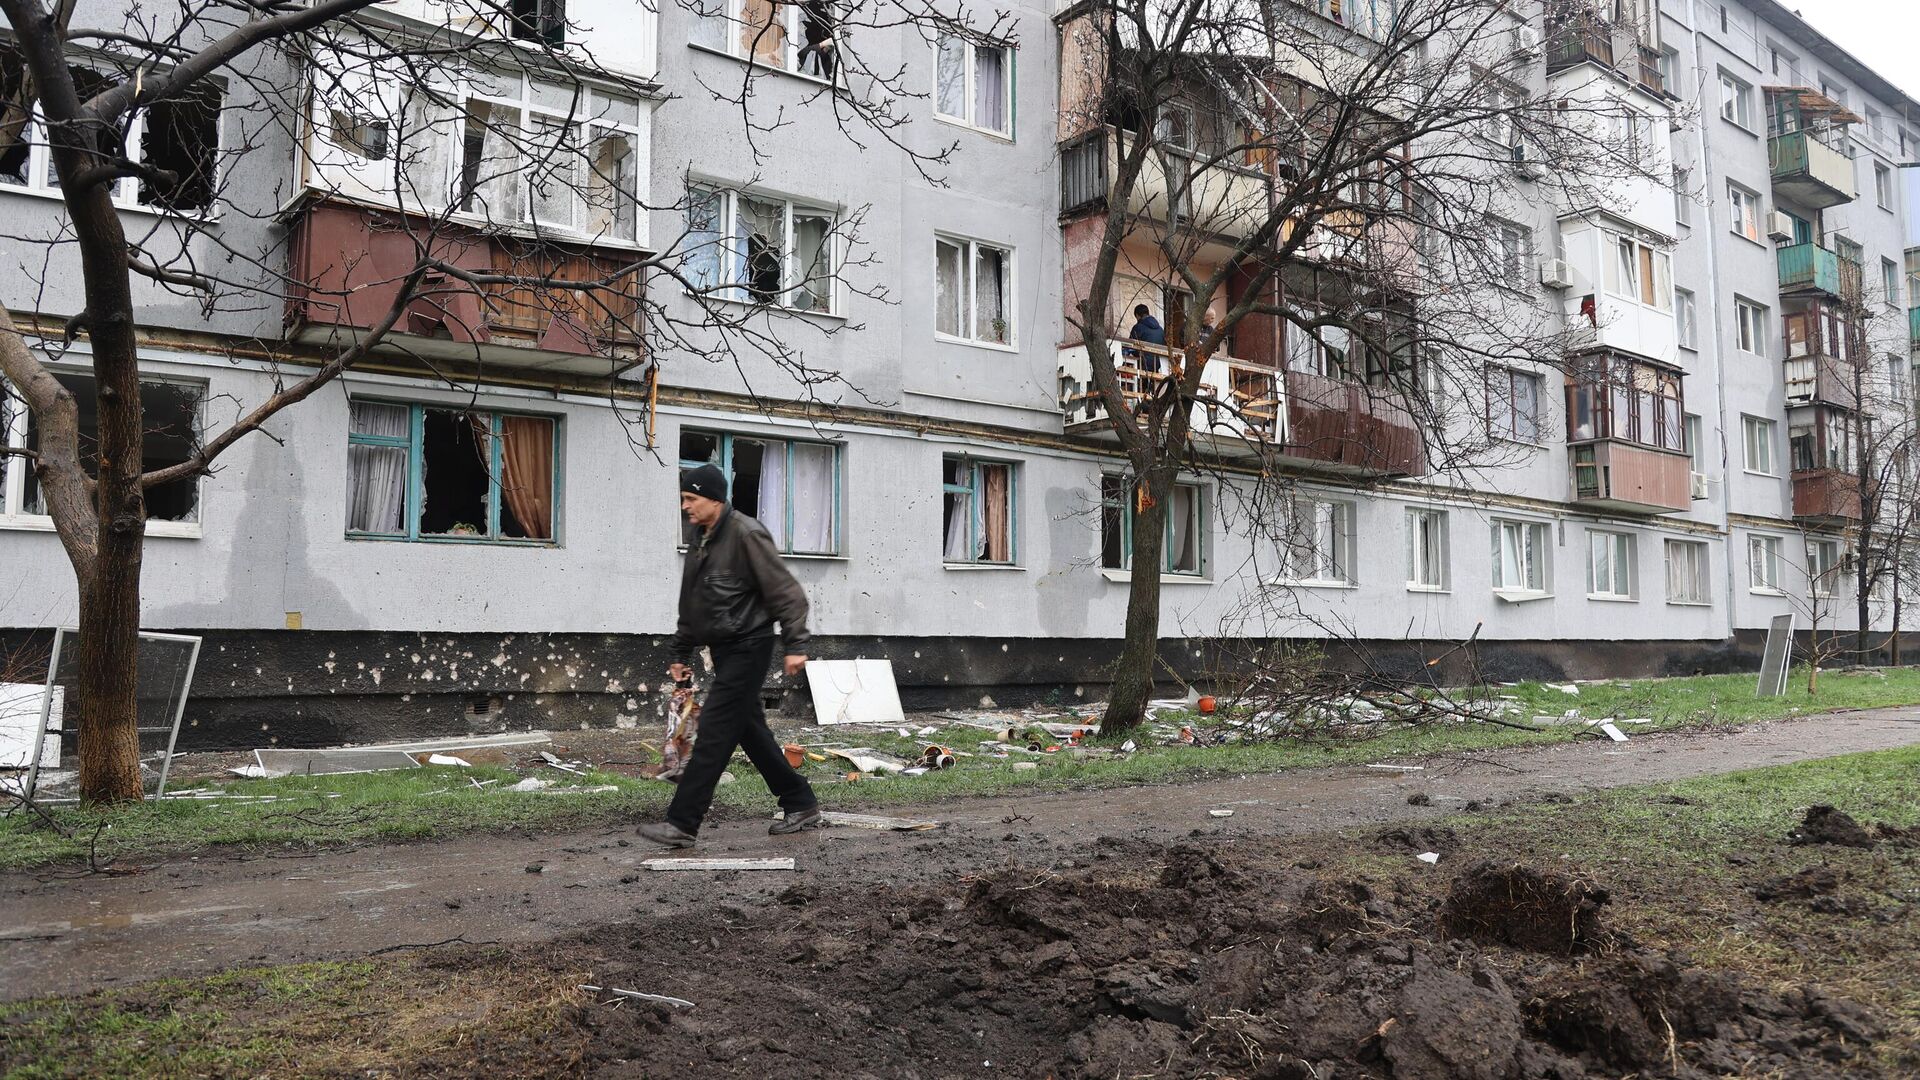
[347,402,409,534]
[974,245,1007,343]
[757,441,788,550]
[790,442,835,552]
[943,489,970,561]
[973,45,1006,132]
[936,37,967,118]
[936,239,964,336]
[1169,486,1197,573]
[792,211,832,312]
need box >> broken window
[685,186,836,312]
[345,400,556,542]
[694,0,841,81]
[942,456,1015,565]
[678,430,838,554]
[0,48,223,214]
[935,235,1012,345]
[511,0,568,45]
[4,371,201,525]
[1098,475,1204,576]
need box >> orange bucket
[783,744,805,768]
[1197,696,1217,714]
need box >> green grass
[5,667,1920,872]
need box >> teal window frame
[1099,474,1206,576]
[941,454,1018,565]
[345,400,560,545]
[679,429,842,555]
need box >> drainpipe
[1690,22,1740,644]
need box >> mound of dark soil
[1791,805,1877,848]
[1438,861,1610,956]
[1754,866,1841,902]
[1373,824,1458,854]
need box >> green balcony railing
[1778,242,1842,294]
[1909,306,1920,347]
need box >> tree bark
[1102,467,1174,733]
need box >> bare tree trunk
[1104,470,1173,732]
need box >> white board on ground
[642,857,796,871]
[253,747,423,777]
[0,683,63,769]
[807,658,906,725]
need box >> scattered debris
[776,811,942,831]
[1365,764,1424,772]
[807,658,907,725]
[352,732,551,754]
[1596,722,1629,743]
[642,857,796,872]
[425,754,472,767]
[525,864,544,874]
[539,751,589,776]
[507,777,551,793]
[580,985,696,1009]
[1416,852,1441,864]
[226,764,272,779]
[824,748,912,774]
[1548,683,1581,695]
[1208,809,1234,818]
[252,748,421,777]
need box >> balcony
[1784,353,1860,410]
[1776,242,1862,299]
[1546,17,1613,73]
[1569,440,1691,515]
[1280,369,1425,477]
[1909,306,1920,348]
[1768,131,1856,210]
[285,199,644,376]
[1793,468,1864,524]
[1060,126,1272,244]
[1635,45,1664,96]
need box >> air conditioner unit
[1539,258,1575,289]
[1509,25,1541,60]
[1511,147,1545,179]
[1766,211,1796,242]
[1690,472,1711,500]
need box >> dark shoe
[769,807,827,835]
[636,821,697,848]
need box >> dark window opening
[22,372,200,521]
[512,0,567,46]
[729,438,767,520]
[1100,474,1126,570]
[745,229,783,303]
[139,79,222,212]
[418,410,491,536]
[0,50,28,185]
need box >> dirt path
[5,709,1920,1002]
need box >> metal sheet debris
[807,659,907,725]
[253,747,423,777]
[351,732,552,754]
[1597,722,1629,743]
[580,984,695,1008]
[1416,852,1441,864]
[0,683,62,769]
[642,857,796,872]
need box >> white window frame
[1675,287,1697,349]
[933,35,1014,138]
[1881,256,1901,310]
[1,69,224,220]
[1673,166,1693,227]
[934,233,1015,348]
[1586,529,1636,601]
[1718,70,1753,129]
[1490,217,1531,291]
[685,184,839,314]
[1100,475,1207,578]
[449,73,645,243]
[1278,497,1357,587]
[1488,365,1543,444]
[1727,181,1761,242]
[678,428,843,556]
[1807,538,1841,598]
[1491,517,1550,598]
[1875,161,1894,210]
[1734,297,1768,355]
[1406,506,1450,592]
[1602,233,1674,311]
[1749,534,1783,593]
[1,368,205,538]
[1685,413,1706,474]
[1664,539,1710,605]
[689,0,837,83]
[1741,414,1776,475]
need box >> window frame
[1748,533,1784,593]
[1881,256,1901,310]
[2,367,207,538]
[689,0,840,84]
[1874,161,1894,210]
[1726,180,1762,242]
[941,453,1019,567]
[677,428,843,556]
[1806,538,1841,598]
[1741,414,1777,476]
[1487,364,1544,445]
[1718,69,1754,130]
[933,233,1016,349]
[1675,286,1697,349]
[1601,233,1674,311]
[1278,496,1357,587]
[345,398,561,545]
[1490,517,1551,598]
[0,58,225,220]
[1585,529,1636,601]
[1405,506,1450,593]
[685,183,840,315]
[1099,474,1207,578]
[932,34,1014,139]
[1733,297,1768,355]
[1664,538,1711,605]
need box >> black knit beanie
[681,463,729,503]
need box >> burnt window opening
[512,0,567,46]
[418,410,493,537]
[466,695,500,717]
[0,50,28,185]
[138,79,223,213]
[19,372,202,522]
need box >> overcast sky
[1792,1,1920,102]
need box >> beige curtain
[500,416,554,539]
[981,464,1010,562]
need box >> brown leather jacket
[671,508,810,662]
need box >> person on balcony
[1126,304,1167,373]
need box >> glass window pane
[973,46,1007,133]
[737,195,785,301]
[686,188,726,290]
[936,239,965,337]
[585,127,638,238]
[936,37,967,118]
[792,211,833,312]
[973,244,1007,343]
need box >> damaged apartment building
[1,0,1918,748]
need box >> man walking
[636,464,825,847]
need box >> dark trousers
[665,635,818,834]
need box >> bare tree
[0,0,976,801]
[1055,0,1665,731]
